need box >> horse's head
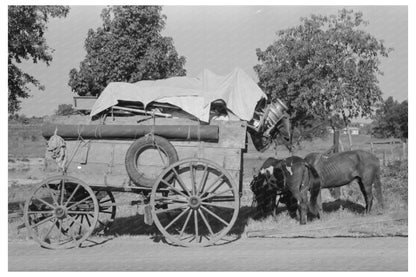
[249,173,265,207]
[250,170,279,217]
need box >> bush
[381,160,408,202]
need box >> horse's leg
[273,194,281,218]
[291,190,307,225]
[317,190,323,215]
[298,192,308,225]
[358,178,373,213]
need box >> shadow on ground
[102,199,367,239]
[323,199,366,214]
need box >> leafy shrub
[381,160,408,202]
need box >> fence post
[370,134,374,153]
[331,130,341,199]
[383,150,386,166]
[346,126,353,150]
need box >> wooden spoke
[172,167,192,196]
[198,209,214,236]
[200,205,229,226]
[84,213,91,227]
[208,180,226,195]
[44,183,59,206]
[164,207,190,230]
[67,211,96,215]
[160,179,189,199]
[201,188,234,202]
[31,196,55,210]
[43,222,56,242]
[64,184,81,207]
[201,202,234,209]
[79,215,84,235]
[156,196,188,204]
[197,164,209,195]
[68,214,81,229]
[30,215,54,229]
[204,173,225,194]
[27,210,54,214]
[193,210,199,242]
[156,204,188,215]
[179,209,193,238]
[60,179,66,206]
[190,162,197,195]
[98,210,114,214]
[98,198,112,204]
[67,195,92,210]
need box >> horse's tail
[304,162,322,217]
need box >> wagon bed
[24,115,247,248]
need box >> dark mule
[250,156,321,225]
[304,150,384,212]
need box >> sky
[16,5,408,117]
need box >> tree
[372,97,408,140]
[69,6,186,96]
[254,9,391,150]
[8,6,70,115]
[55,104,76,116]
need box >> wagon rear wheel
[150,158,240,247]
[24,175,99,249]
[94,190,116,234]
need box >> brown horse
[250,156,321,224]
[304,150,384,212]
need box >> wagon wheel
[24,175,99,249]
[93,191,116,234]
[150,158,240,247]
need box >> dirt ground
[8,236,407,271]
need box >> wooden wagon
[23,115,253,248]
[23,68,290,249]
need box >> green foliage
[382,160,408,202]
[69,6,186,96]
[372,97,408,140]
[8,6,70,115]
[254,9,391,148]
[55,104,76,116]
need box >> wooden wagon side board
[45,120,247,190]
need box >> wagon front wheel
[150,158,240,247]
[24,175,99,249]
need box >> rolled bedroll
[42,123,219,142]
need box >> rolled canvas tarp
[90,68,267,122]
[42,123,219,142]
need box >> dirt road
[9,236,407,271]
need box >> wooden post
[333,130,340,153]
[331,130,341,199]
[346,126,353,150]
[370,134,374,153]
[383,150,386,166]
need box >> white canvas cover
[90,67,267,122]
